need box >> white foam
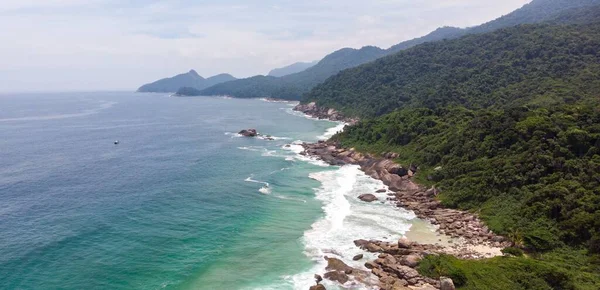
[245,176,272,195]
[318,122,346,140]
[289,165,415,289]
[259,186,272,195]
[281,141,329,167]
[245,176,270,187]
[259,98,298,104]
[237,146,263,152]
[257,135,292,141]
[225,132,243,138]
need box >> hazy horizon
[0,0,531,92]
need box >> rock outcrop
[353,238,455,290]
[300,140,509,250]
[309,284,326,290]
[238,129,258,137]
[299,140,509,289]
[294,102,358,124]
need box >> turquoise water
[0,92,418,290]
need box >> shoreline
[294,104,509,290]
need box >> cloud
[0,0,532,92]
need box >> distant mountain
[137,70,236,93]
[180,0,600,100]
[268,61,317,77]
[181,46,387,99]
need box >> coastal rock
[354,239,370,248]
[293,102,356,123]
[365,261,378,269]
[400,255,421,268]
[302,141,509,254]
[353,254,364,261]
[398,237,411,249]
[325,257,353,273]
[358,194,378,202]
[238,129,258,137]
[440,277,456,290]
[376,189,387,193]
[324,271,349,284]
[366,243,383,252]
[309,284,326,290]
[314,274,323,284]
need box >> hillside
[304,21,600,117]
[137,70,236,93]
[268,61,317,77]
[315,16,600,289]
[184,46,387,99]
[182,0,600,100]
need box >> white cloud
[0,0,532,92]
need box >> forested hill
[304,21,600,117]
[323,12,600,288]
[180,0,600,100]
[386,0,600,54]
[183,46,387,99]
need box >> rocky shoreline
[301,140,510,290]
[294,102,359,124]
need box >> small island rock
[238,129,258,137]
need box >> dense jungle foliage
[324,10,600,289]
[305,23,600,117]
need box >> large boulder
[440,277,456,290]
[358,194,378,202]
[325,257,353,272]
[324,271,349,284]
[238,129,258,137]
[309,284,326,290]
[400,254,421,268]
[379,170,405,191]
[353,254,364,261]
[398,237,412,249]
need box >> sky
[0,0,532,92]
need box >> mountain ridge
[268,61,318,77]
[181,0,600,100]
[137,70,236,93]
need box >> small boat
[114,140,119,145]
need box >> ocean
[0,92,422,290]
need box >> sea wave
[290,166,415,289]
[317,122,346,140]
[245,176,272,195]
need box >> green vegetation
[180,46,387,99]
[314,7,600,288]
[417,252,600,290]
[305,22,600,117]
[183,0,600,100]
[501,247,525,257]
[335,102,600,253]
